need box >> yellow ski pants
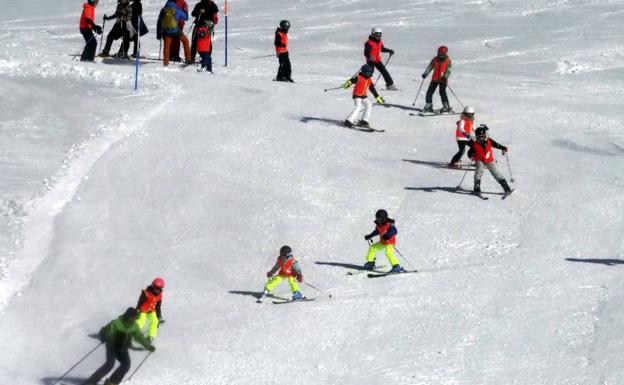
[366,242,399,266]
[136,311,159,339]
[264,275,300,293]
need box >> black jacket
[191,0,219,25]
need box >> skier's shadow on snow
[379,103,421,112]
[566,258,624,266]
[402,159,475,170]
[315,261,364,271]
[42,376,84,385]
[299,116,376,133]
[405,186,504,196]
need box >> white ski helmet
[371,27,382,36]
[463,106,475,114]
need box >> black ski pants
[103,21,131,55]
[425,81,449,104]
[86,344,131,385]
[373,61,394,87]
[276,52,292,81]
[80,29,97,62]
[450,140,468,165]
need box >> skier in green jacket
[83,307,155,385]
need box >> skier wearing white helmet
[449,106,475,168]
[364,27,396,90]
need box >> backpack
[161,6,177,30]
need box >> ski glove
[266,271,273,278]
[502,147,508,155]
[342,80,352,89]
[387,49,395,56]
[375,96,385,104]
[94,25,103,35]
[296,274,303,283]
[148,345,156,352]
[364,234,373,241]
[421,73,427,79]
[467,148,475,159]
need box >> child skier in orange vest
[364,209,404,273]
[422,46,452,113]
[257,246,304,302]
[342,64,384,129]
[196,19,214,72]
[135,277,165,342]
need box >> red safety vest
[278,257,296,277]
[197,26,212,53]
[376,222,396,245]
[455,116,474,141]
[365,39,383,63]
[79,3,96,30]
[471,138,495,164]
[275,31,288,54]
[353,74,372,98]
[138,289,162,313]
[431,57,451,82]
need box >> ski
[414,111,460,117]
[501,189,515,200]
[367,269,418,278]
[346,265,388,275]
[473,192,489,200]
[272,298,315,304]
[338,122,385,133]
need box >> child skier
[196,19,214,72]
[449,106,475,168]
[82,308,155,385]
[274,20,293,82]
[467,125,513,198]
[364,27,396,90]
[421,46,452,113]
[78,0,102,62]
[136,277,165,342]
[342,63,384,128]
[100,0,133,59]
[363,209,404,273]
[257,246,304,302]
[157,0,192,66]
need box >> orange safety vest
[376,222,396,245]
[471,138,495,164]
[365,39,383,63]
[431,57,451,82]
[197,26,212,53]
[275,31,288,54]
[353,74,372,98]
[277,257,296,277]
[79,3,96,30]
[138,289,162,313]
[455,116,474,141]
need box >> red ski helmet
[152,277,165,289]
[437,46,448,55]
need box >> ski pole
[456,166,471,189]
[251,53,276,59]
[304,281,332,298]
[373,53,393,86]
[52,342,104,385]
[447,85,465,108]
[98,17,106,54]
[391,245,415,270]
[505,153,515,183]
[187,20,195,35]
[324,85,343,92]
[411,78,425,106]
[158,39,162,60]
[128,351,152,381]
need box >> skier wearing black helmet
[257,245,306,303]
[363,210,404,273]
[467,125,513,199]
[274,20,293,82]
[78,0,102,62]
[342,64,384,128]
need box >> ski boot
[343,120,355,128]
[363,261,376,270]
[287,78,295,83]
[448,162,460,169]
[440,102,452,113]
[357,120,370,128]
[386,83,398,91]
[103,380,117,385]
[500,180,513,198]
[98,51,111,58]
[473,181,482,195]
[390,264,405,273]
[256,289,269,303]
[422,103,434,113]
[292,291,303,301]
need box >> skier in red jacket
[78,0,102,62]
[135,278,165,342]
[364,27,396,90]
[196,20,214,72]
[467,125,513,197]
[275,20,293,82]
[422,46,452,113]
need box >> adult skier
[257,246,305,302]
[156,0,192,66]
[129,0,148,58]
[467,125,513,198]
[99,0,133,59]
[363,209,404,273]
[342,63,384,128]
[196,20,214,72]
[421,46,452,113]
[364,27,396,90]
[449,106,475,168]
[78,0,102,62]
[190,0,219,61]
[82,308,155,385]
[169,0,189,62]
[274,20,294,82]
[136,278,165,342]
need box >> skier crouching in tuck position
[467,125,513,197]
[449,106,475,168]
[364,209,404,273]
[82,308,155,385]
[257,246,305,302]
[421,45,452,113]
[342,63,384,128]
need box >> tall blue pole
[224,0,228,67]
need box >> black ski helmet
[123,307,138,320]
[375,209,388,221]
[279,245,292,257]
[279,20,291,32]
[475,124,489,141]
[360,64,374,78]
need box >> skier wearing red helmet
[421,45,453,113]
[135,278,165,341]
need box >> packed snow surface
[0,0,623,384]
